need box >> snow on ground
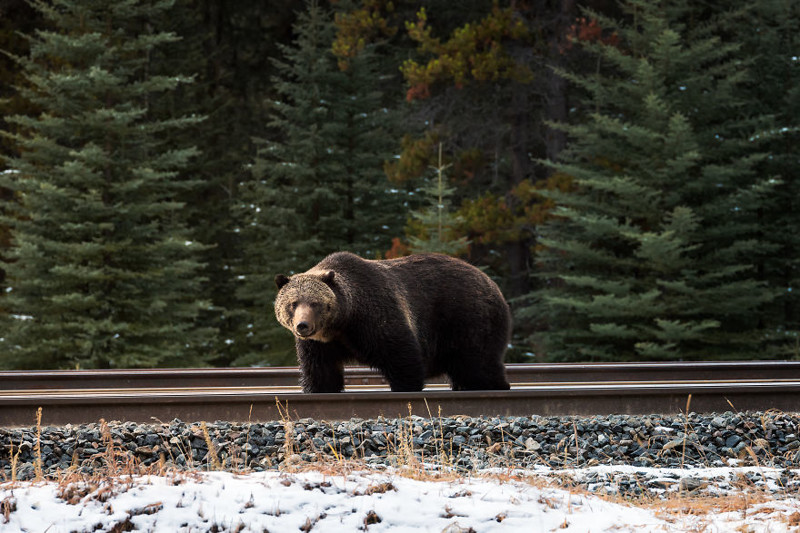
[1,467,799,532]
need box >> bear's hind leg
[373,338,426,392]
[352,329,426,392]
[383,360,425,392]
[447,361,510,391]
[442,304,510,391]
[441,332,510,391]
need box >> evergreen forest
[0,0,797,369]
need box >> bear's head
[274,270,338,342]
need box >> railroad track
[1,361,799,426]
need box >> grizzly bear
[274,251,511,393]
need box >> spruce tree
[234,1,404,365]
[529,0,778,361]
[731,1,800,355]
[152,1,299,367]
[408,144,469,255]
[0,0,214,369]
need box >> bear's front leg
[296,339,348,393]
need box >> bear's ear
[321,270,335,285]
[275,274,290,289]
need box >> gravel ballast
[2,411,799,497]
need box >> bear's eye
[290,301,298,310]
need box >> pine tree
[233,1,404,365]
[0,0,214,369]
[528,0,778,361]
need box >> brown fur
[275,271,337,341]
[275,252,510,393]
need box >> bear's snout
[292,303,318,338]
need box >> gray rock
[725,435,742,448]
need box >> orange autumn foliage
[401,3,532,101]
[332,0,398,70]
[384,236,411,259]
[457,173,574,245]
[563,17,619,52]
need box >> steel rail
[1,376,800,426]
[6,378,800,396]
[2,360,799,390]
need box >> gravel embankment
[2,411,799,496]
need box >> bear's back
[383,253,498,296]
[316,251,496,292]
[319,252,504,322]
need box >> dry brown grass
[3,406,798,532]
[7,435,22,483]
[200,421,222,471]
[34,407,43,481]
[651,492,773,520]
[642,490,800,532]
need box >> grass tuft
[201,422,222,471]
[34,408,43,482]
